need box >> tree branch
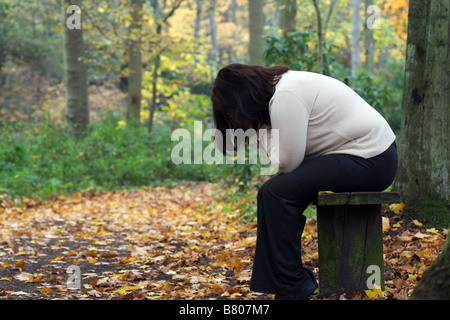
[84,8,113,41]
[162,0,184,24]
[324,0,340,37]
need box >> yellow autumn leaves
[0,183,267,300]
[381,201,448,300]
[1,186,447,300]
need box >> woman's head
[211,63,289,152]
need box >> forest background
[0,0,409,201]
[3,0,450,301]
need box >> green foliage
[0,101,271,201]
[0,0,62,77]
[0,0,408,206]
[263,31,315,71]
[160,90,212,129]
[262,31,338,75]
[0,114,219,200]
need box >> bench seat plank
[316,191,401,206]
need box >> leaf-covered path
[0,183,267,300]
[0,182,447,300]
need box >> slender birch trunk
[62,0,89,137]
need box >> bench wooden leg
[317,204,385,298]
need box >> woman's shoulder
[280,70,342,84]
[277,71,351,98]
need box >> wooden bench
[314,191,401,298]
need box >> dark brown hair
[211,63,289,153]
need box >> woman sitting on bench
[211,64,398,300]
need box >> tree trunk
[248,0,264,65]
[209,0,218,80]
[312,0,323,74]
[278,0,297,35]
[147,0,183,133]
[148,47,160,134]
[364,0,375,76]
[395,0,449,228]
[351,0,361,77]
[194,0,203,42]
[126,0,143,127]
[62,0,89,138]
[312,0,339,74]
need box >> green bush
[262,30,338,75]
[0,114,227,200]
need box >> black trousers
[250,142,398,295]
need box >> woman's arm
[261,90,310,173]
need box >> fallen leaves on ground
[0,183,447,300]
[0,183,266,300]
[382,204,447,300]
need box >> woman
[211,63,398,300]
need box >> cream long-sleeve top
[257,70,396,173]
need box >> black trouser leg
[250,143,398,295]
[250,180,313,295]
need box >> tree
[278,0,297,35]
[312,0,340,74]
[351,0,361,77]
[194,0,203,44]
[193,0,203,70]
[0,1,61,119]
[395,0,449,229]
[62,0,89,137]
[147,0,184,133]
[312,0,323,74]
[209,0,218,76]
[126,0,144,127]
[0,2,9,89]
[83,0,183,132]
[364,0,375,76]
[248,0,264,65]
